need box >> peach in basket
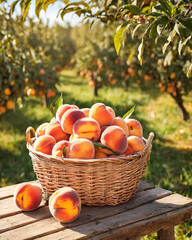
[26,100,154,206]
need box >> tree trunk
[91,72,98,97]
[170,90,190,121]
[123,79,129,91]
[43,94,48,108]
[93,84,98,97]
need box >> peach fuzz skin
[73,117,101,141]
[61,109,86,135]
[89,103,115,127]
[35,122,49,138]
[56,104,79,123]
[52,140,70,157]
[14,183,42,211]
[112,117,129,136]
[100,126,128,154]
[124,136,145,155]
[49,187,81,223]
[66,138,95,159]
[34,135,56,155]
[81,108,90,117]
[45,122,69,142]
[95,148,108,159]
[124,118,143,138]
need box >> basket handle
[144,132,155,151]
[26,126,36,144]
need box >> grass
[0,69,192,239]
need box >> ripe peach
[56,104,79,123]
[124,136,145,155]
[112,117,129,136]
[0,105,6,114]
[50,117,59,124]
[69,133,79,142]
[73,117,101,141]
[170,72,176,79]
[34,135,56,155]
[124,118,143,138]
[61,109,86,134]
[89,103,115,127]
[4,88,12,96]
[81,108,90,117]
[45,122,69,142]
[106,106,115,119]
[14,183,42,211]
[66,138,95,159]
[52,140,70,157]
[100,126,128,154]
[6,100,15,110]
[49,187,81,223]
[35,122,49,138]
[27,88,36,97]
[144,75,152,82]
[95,148,108,159]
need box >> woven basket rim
[27,132,154,164]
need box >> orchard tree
[0,10,59,112]
[6,0,192,76]
[2,0,192,120]
[121,29,192,121]
[74,23,129,96]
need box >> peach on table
[49,187,81,223]
[14,183,42,211]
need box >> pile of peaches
[15,103,146,223]
[32,102,145,159]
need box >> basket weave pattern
[27,132,154,206]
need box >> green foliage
[123,105,135,119]
[92,141,120,155]
[0,8,77,113]
[50,94,63,116]
[5,0,192,77]
[73,23,130,93]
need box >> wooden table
[0,181,192,240]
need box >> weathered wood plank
[0,187,172,240]
[0,180,152,218]
[137,181,154,192]
[36,194,192,240]
[0,197,46,219]
[88,206,192,240]
[1,192,191,240]
[0,180,38,200]
[0,206,51,233]
[157,227,175,240]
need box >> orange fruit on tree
[170,72,176,79]
[47,89,56,98]
[10,80,15,86]
[0,105,6,114]
[39,81,45,87]
[144,75,152,82]
[128,67,135,76]
[6,100,15,110]
[4,88,12,96]
[89,80,95,87]
[27,88,36,96]
[39,69,45,75]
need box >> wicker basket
[27,130,154,206]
